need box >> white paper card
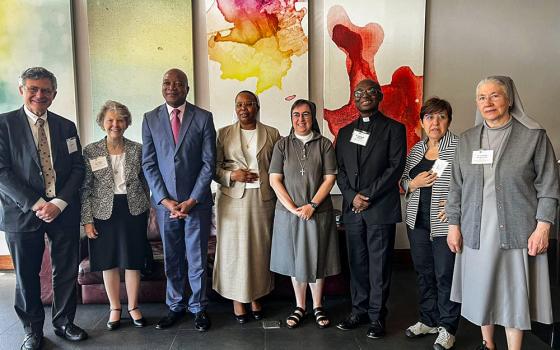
[472,150,493,164]
[66,137,78,154]
[89,156,109,171]
[431,159,449,177]
[350,129,370,146]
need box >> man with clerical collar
[335,79,407,339]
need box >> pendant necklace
[242,130,257,149]
[111,154,124,175]
[292,139,307,176]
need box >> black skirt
[89,194,148,272]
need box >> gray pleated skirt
[212,189,275,302]
[270,208,341,283]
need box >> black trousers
[5,222,79,335]
[345,220,395,323]
[407,227,460,334]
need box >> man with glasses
[0,67,87,349]
[335,79,406,339]
[142,68,216,332]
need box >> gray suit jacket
[215,122,280,201]
[446,118,559,249]
[81,137,150,224]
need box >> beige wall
[1,0,558,255]
[424,0,560,153]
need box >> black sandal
[313,307,330,329]
[286,307,305,329]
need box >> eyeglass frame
[235,101,258,109]
[22,85,56,97]
[354,86,382,99]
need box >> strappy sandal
[313,307,330,329]
[286,307,305,329]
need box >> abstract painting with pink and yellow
[207,0,309,133]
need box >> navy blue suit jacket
[0,107,85,232]
[142,102,216,210]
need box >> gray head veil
[475,75,543,130]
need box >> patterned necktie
[36,118,55,197]
[171,108,181,144]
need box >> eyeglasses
[235,102,257,108]
[423,113,448,121]
[292,111,312,119]
[477,93,505,103]
[24,86,55,96]
[354,87,380,99]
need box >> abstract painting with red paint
[323,1,426,152]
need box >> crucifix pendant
[300,168,305,176]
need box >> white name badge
[431,159,449,177]
[66,137,78,154]
[350,129,370,146]
[472,150,493,164]
[89,156,109,171]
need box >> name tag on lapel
[89,156,108,171]
[66,137,78,154]
[350,129,370,146]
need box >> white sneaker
[405,321,438,338]
[433,327,455,350]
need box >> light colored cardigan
[401,130,458,237]
[446,118,559,249]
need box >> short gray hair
[96,100,132,129]
[476,77,510,103]
[18,67,57,90]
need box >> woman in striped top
[400,97,460,350]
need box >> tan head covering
[475,75,543,130]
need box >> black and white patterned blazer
[80,137,150,224]
[400,130,458,237]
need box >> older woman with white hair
[81,100,150,330]
[446,76,559,350]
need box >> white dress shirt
[24,106,67,212]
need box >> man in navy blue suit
[142,68,216,331]
[0,67,87,349]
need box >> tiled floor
[0,267,552,349]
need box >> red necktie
[171,109,181,144]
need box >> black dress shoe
[106,308,122,331]
[251,310,264,320]
[366,320,386,339]
[194,311,211,332]
[53,323,88,341]
[155,310,185,330]
[336,313,368,330]
[21,333,42,350]
[128,307,147,328]
[234,312,249,324]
